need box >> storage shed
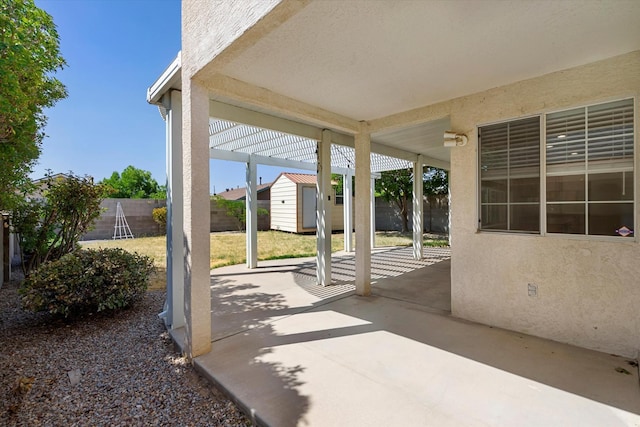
[270,172,347,233]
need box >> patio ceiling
[150,0,639,175]
[188,0,640,167]
[149,57,452,173]
[219,0,640,121]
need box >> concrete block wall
[210,199,270,232]
[375,195,449,234]
[82,198,273,240]
[83,196,445,240]
[75,193,450,240]
[82,198,166,240]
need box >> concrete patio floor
[187,247,639,426]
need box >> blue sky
[34,0,302,194]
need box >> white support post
[448,184,452,247]
[246,157,258,269]
[165,90,185,330]
[182,79,211,358]
[316,129,332,286]
[370,176,376,249]
[343,173,353,252]
[355,124,371,296]
[413,155,424,260]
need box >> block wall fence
[81,197,448,240]
[375,195,449,234]
[81,198,166,240]
[80,198,272,240]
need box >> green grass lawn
[81,230,448,290]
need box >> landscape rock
[0,280,249,426]
[68,369,82,386]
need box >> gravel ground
[0,278,250,426]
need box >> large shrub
[152,206,167,232]
[12,173,104,274]
[19,248,154,317]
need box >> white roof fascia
[147,52,182,105]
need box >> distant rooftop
[215,182,272,201]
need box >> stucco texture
[182,0,290,81]
[449,51,640,357]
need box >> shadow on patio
[195,247,639,426]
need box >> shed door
[302,187,316,229]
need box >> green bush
[19,248,154,317]
[152,206,167,231]
[212,195,269,231]
[12,173,105,274]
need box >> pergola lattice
[209,117,413,174]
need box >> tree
[375,169,414,232]
[423,167,448,196]
[0,0,67,211]
[423,167,449,232]
[100,165,165,199]
[12,173,105,274]
[375,167,449,233]
[331,173,344,196]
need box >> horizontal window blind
[546,99,634,172]
[546,108,585,168]
[480,117,540,179]
[545,98,635,237]
[479,116,540,232]
[479,98,634,238]
[587,99,634,164]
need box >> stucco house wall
[182,0,282,81]
[330,196,345,231]
[176,1,639,360]
[447,51,639,358]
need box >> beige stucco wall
[447,51,640,357]
[180,0,639,358]
[182,0,285,81]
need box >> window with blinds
[479,116,540,232]
[546,99,634,236]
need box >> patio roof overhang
[149,1,640,175]
[148,53,451,173]
[148,0,640,358]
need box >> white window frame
[478,97,636,242]
[477,114,542,234]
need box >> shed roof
[278,172,316,185]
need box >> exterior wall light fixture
[444,131,468,147]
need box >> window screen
[546,99,634,236]
[479,117,541,232]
